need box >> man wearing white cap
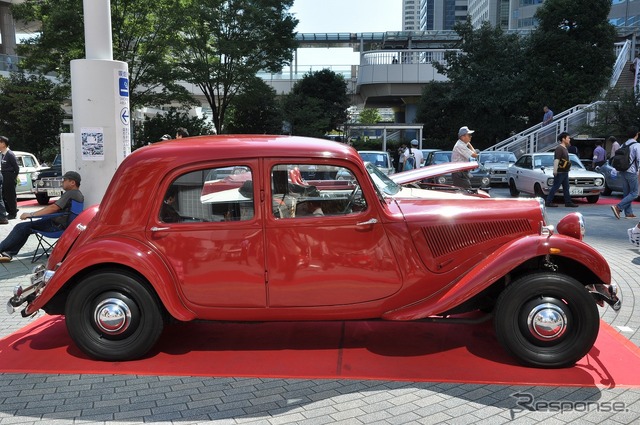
[451,126,479,188]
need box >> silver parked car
[357,151,395,175]
[507,153,604,203]
[478,151,517,185]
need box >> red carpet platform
[1,316,639,388]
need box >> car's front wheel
[587,195,599,204]
[65,270,165,361]
[508,179,520,197]
[494,272,599,368]
[35,193,50,205]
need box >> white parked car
[506,153,604,204]
[14,151,46,196]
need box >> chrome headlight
[436,176,447,184]
[595,178,604,186]
[547,177,554,186]
[481,177,490,186]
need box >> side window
[160,165,253,223]
[270,164,367,219]
[23,156,36,168]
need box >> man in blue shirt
[542,106,553,126]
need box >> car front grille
[39,177,63,189]
[568,178,599,187]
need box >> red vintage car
[8,135,621,367]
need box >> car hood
[390,162,478,184]
[537,167,603,178]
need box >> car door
[146,160,267,309]
[16,153,39,194]
[264,160,402,307]
[512,155,534,193]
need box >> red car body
[9,135,620,367]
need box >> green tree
[0,73,67,160]
[358,108,382,124]
[133,108,214,147]
[525,0,616,123]
[226,77,282,134]
[11,0,195,110]
[282,69,350,137]
[426,21,529,147]
[172,0,298,134]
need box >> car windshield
[53,155,62,166]
[359,152,389,168]
[479,152,516,164]
[365,162,401,196]
[432,152,452,164]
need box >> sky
[288,0,402,67]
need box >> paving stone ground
[1,192,639,424]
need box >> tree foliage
[0,73,67,160]
[11,0,196,110]
[525,0,616,123]
[225,77,283,134]
[358,108,382,124]
[172,0,298,134]
[416,0,616,148]
[132,108,214,148]
[282,69,350,137]
[422,21,528,147]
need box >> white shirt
[404,147,424,168]
[452,139,475,163]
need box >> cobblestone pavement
[1,194,639,424]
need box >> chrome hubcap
[94,298,132,335]
[527,302,567,341]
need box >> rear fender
[26,238,195,321]
[382,234,611,321]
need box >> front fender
[382,233,611,321]
[26,237,196,321]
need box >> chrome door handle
[150,226,170,232]
[356,218,378,226]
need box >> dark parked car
[9,135,620,367]
[32,154,63,205]
[423,150,491,190]
[596,160,640,199]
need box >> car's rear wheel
[494,272,599,368]
[35,193,50,205]
[508,179,520,197]
[587,195,599,204]
[65,270,165,361]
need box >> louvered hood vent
[422,219,532,258]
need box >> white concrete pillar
[70,0,130,207]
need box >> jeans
[546,172,571,205]
[0,218,61,257]
[618,171,639,216]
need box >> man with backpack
[611,126,640,219]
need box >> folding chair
[30,200,84,263]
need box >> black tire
[587,195,599,204]
[534,183,545,198]
[508,179,520,197]
[602,183,612,196]
[35,193,50,205]
[494,272,599,368]
[65,270,164,361]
